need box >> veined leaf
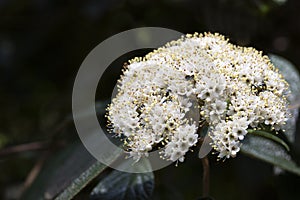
[90,158,154,200]
[241,134,300,176]
[247,129,290,151]
[21,140,122,200]
[54,161,107,200]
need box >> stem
[201,156,210,197]
[21,150,51,194]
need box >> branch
[0,140,65,157]
[0,141,49,156]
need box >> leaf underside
[247,129,290,151]
[241,134,300,176]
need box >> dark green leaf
[54,161,106,200]
[21,141,122,200]
[90,158,154,200]
[21,99,124,200]
[247,129,290,151]
[241,134,300,176]
[21,142,92,200]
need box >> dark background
[0,0,300,199]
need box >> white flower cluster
[106,33,290,162]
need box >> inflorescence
[106,33,290,163]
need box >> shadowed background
[0,0,300,199]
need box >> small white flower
[107,32,290,162]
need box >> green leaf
[241,134,300,176]
[21,141,122,200]
[54,161,106,200]
[21,98,125,200]
[90,158,154,200]
[247,129,290,151]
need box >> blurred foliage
[1,0,300,199]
